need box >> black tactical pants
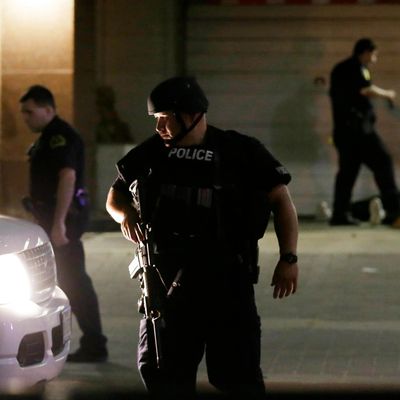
[332,132,400,222]
[37,206,107,351]
[137,256,266,399]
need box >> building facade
[1,0,400,217]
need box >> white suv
[0,214,71,392]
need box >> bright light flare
[0,254,31,304]
[3,0,71,24]
[1,0,74,67]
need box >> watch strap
[280,252,298,264]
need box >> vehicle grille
[17,332,45,367]
[19,243,57,303]
[52,315,64,356]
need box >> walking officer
[329,38,400,227]
[20,85,108,362]
[106,76,299,398]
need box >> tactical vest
[118,127,273,253]
[135,142,219,254]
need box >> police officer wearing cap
[106,77,299,398]
[329,38,400,227]
[20,85,108,363]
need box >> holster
[242,240,260,284]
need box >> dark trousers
[38,207,107,350]
[332,132,400,222]
[137,259,266,399]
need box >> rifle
[128,178,167,369]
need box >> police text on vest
[168,148,213,161]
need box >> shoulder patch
[50,134,67,149]
[361,66,371,82]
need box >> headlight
[0,254,32,304]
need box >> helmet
[147,76,209,115]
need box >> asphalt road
[35,221,400,399]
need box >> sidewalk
[44,220,400,399]
[261,221,400,386]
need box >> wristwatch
[280,252,298,264]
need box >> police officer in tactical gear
[106,77,299,398]
[20,85,108,363]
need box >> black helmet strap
[164,112,204,147]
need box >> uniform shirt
[28,116,85,205]
[329,56,376,136]
[113,125,291,251]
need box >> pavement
[29,218,400,398]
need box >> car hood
[0,215,49,255]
